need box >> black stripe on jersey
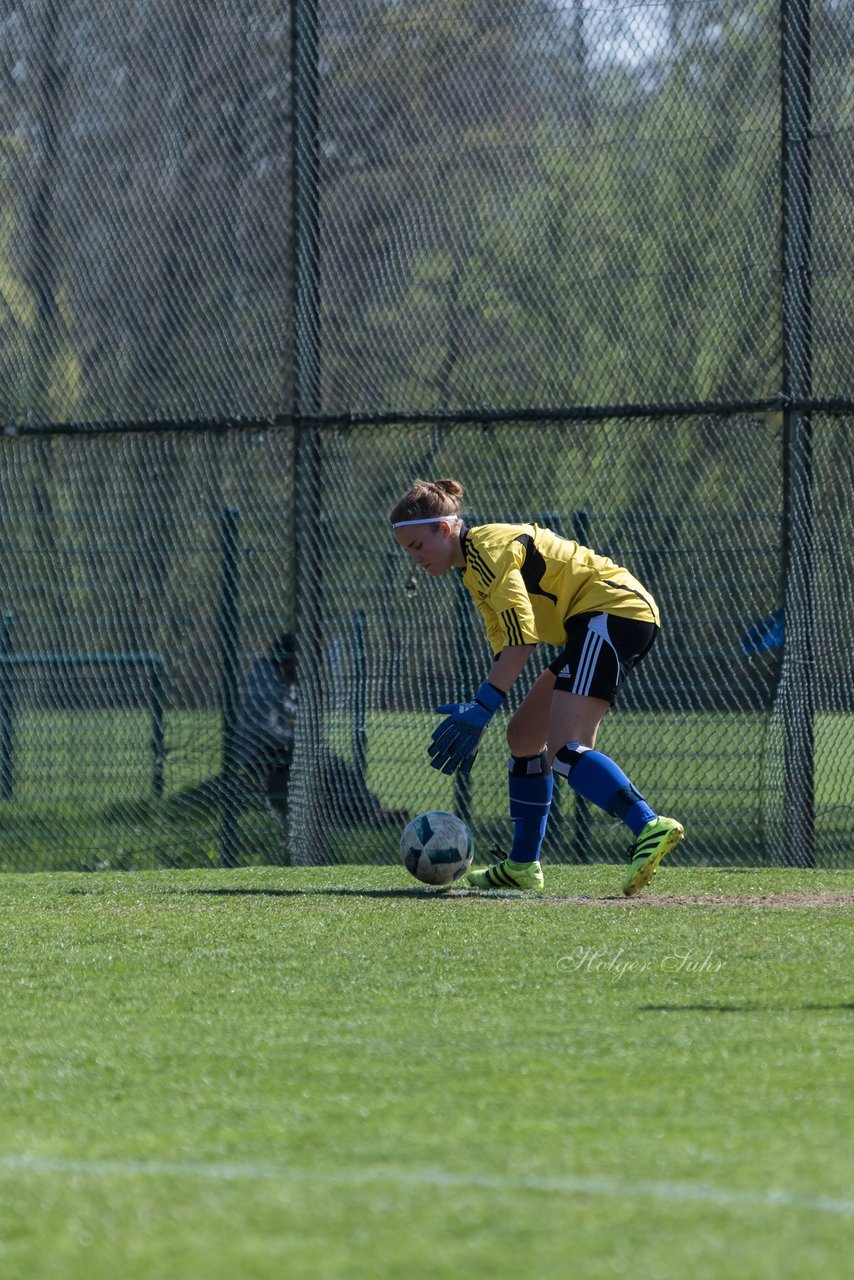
[467,545,496,586]
[602,578,657,618]
[466,539,495,580]
[501,609,524,646]
[514,534,558,605]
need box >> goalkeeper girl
[390,478,683,895]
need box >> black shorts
[546,611,658,704]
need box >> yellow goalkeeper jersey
[461,523,659,655]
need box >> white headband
[392,515,461,528]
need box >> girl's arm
[486,644,536,694]
[428,644,536,775]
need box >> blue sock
[508,754,553,862]
[553,744,656,837]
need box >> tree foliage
[0,1,851,707]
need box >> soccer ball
[400,811,474,886]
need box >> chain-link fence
[1,3,852,870]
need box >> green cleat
[622,816,684,897]
[466,857,544,891]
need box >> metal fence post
[453,572,472,827]
[291,0,326,863]
[0,612,15,801]
[572,509,592,863]
[540,511,563,856]
[149,656,165,799]
[219,506,241,868]
[781,0,815,867]
[352,608,368,785]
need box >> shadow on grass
[170,886,633,903]
[172,885,458,900]
[639,1003,854,1013]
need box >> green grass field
[1,864,852,1279]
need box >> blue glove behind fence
[428,682,505,775]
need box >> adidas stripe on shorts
[547,611,658,704]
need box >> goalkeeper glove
[428,681,506,775]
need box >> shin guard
[508,751,553,862]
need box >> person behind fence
[390,477,685,896]
[236,631,298,830]
[236,630,407,833]
[742,605,784,657]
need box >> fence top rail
[3,397,854,439]
[0,653,164,669]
